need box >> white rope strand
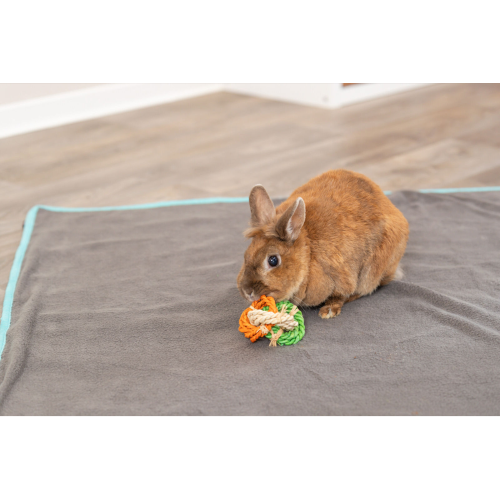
[247,304,299,331]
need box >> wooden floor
[1,83,500,313]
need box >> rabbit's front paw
[319,304,342,319]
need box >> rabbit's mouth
[241,288,282,303]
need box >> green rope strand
[262,301,305,346]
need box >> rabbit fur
[237,169,409,319]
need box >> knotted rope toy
[239,295,305,346]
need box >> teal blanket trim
[384,186,500,195]
[0,206,40,359]
[35,197,250,213]
[2,188,500,360]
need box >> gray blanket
[1,190,499,415]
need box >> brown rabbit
[237,169,409,318]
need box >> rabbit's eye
[268,255,279,267]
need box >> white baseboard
[0,83,222,139]
[226,83,431,109]
[340,83,431,106]
[225,84,340,109]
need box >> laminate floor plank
[357,139,500,190]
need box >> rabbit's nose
[244,289,257,301]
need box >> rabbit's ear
[249,185,276,226]
[275,197,306,242]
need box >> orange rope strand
[238,295,278,343]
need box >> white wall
[0,83,106,106]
